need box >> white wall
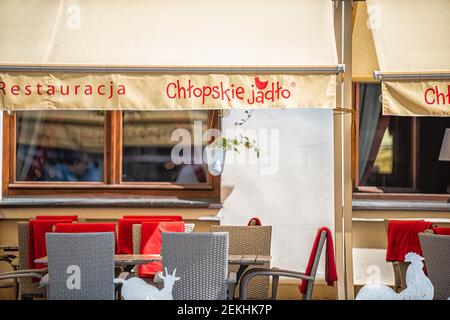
[220,109,334,277]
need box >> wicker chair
[45,232,115,300]
[419,233,450,300]
[0,222,48,300]
[161,232,232,300]
[0,270,46,298]
[16,222,46,299]
[239,229,328,300]
[0,245,19,298]
[210,225,272,299]
[384,220,437,292]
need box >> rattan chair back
[45,232,115,300]
[161,232,229,300]
[211,225,272,299]
[419,233,450,300]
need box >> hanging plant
[203,109,261,176]
[205,135,260,176]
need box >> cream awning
[0,0,340,111]
[352,1,379,83]
[366,0,450,116]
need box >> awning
[366,0,450,116]
[352,1,379,83]
[0,0,340,111]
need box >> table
[228,255,271,299]
[228,254,271,278]
[35,254,271,269]
[34,254,161,267]
[35,254,271,298]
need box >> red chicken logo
[255,77,268,90]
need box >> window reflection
[357,83,450,193]
[16,111,104,182]
[122,111,208,183]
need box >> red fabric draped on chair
[29,219,72,269]
[299,227,337,294]
[117,216,182,254]
[247,217,262,226]
[386,220,433,261]
[55,223,118,252]
[138,221,185,278]
[121,216,182,220]
[35,215,78,221]
[432,227,450,235]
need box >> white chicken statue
[356,252,434,300]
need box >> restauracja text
[0,81,126,99]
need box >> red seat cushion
[36,215,78,221]
[55,223,117,252]
[117,216,182,254]
[138,221,185,278]
[29,219,72,269]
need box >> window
[15,111,105,182]
[2,110,220,199]
[122,111,208,184]
[353,83,450,199]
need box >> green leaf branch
[210,135,261,158]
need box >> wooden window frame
[351,82,450,202]
[2,111,220,200]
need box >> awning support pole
[343,0,355,300]
[333,0,347,301]
[334,0,355,301]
